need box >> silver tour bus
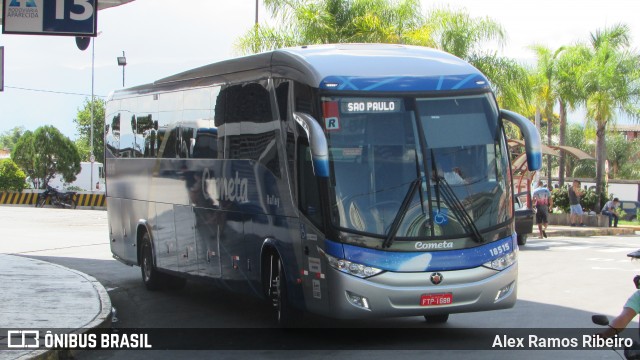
[105,44,542,326]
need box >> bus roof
[110,44,490,100]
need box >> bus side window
[298,142,322,226]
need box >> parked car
[619,200,640,221]
[514,191,534,246]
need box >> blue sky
[1,0,638,140]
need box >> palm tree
[237,3,531,114]
[554,46,587,186]
[236,0,433,54]
[426,8,531,111]
[529,45,560,187]
[575,24,640,210]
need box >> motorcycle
[35,185,77,209]
[592,250,640,359]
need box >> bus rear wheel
[424,314,449,323]
[141,233,162,291]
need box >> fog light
[346,291,371,310]
[495,281,515,302]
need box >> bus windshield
[325,94,511,240]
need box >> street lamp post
[90,37,95,192]
[117,51,127,87]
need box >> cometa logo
[202,168,249,203]
[415,241,454,250]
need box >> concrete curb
[13,259,112,360]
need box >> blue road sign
[2,0,97,36]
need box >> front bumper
[318,262,517,319]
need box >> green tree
[0,126,26,152]
[529,45,561,187]
[11,126,81,188]
[606,133,640,180]
[564,123,596,178]
[575,24,640,211]
[11,130,36,185]
[0,158,26,192]
[74,98,105,164]
[555,46,587,186]
[238,3,530,112]
[426,8,531,111]
[236,0,432,53]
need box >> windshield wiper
[429,150,483,243]
[382,177,422,249]
[437,176,484,243]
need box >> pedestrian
[532,180,553,239]
[568,180,585,227]
[601,197,621,228]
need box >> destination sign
[341,99,402,114]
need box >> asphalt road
[2,206,640,359]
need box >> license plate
[420,293,453,306]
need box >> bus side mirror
[293,112,329,178]
[500,109,542,171]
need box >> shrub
[0,158,27,192]
[552,187,570,213]
[581,188,608,213]
[550,185,608,213]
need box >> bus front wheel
[270,254,301,327]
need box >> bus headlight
[483,250,517,271]
[323,252,384,278]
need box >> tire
[36,196,46,208]
[69,199,77,209]
[517,234,527,246]
[269,254,301,327]
[140,233,162,291]
[424,314,449,323]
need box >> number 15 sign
[2,0,97,36]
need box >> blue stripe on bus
[320,74,489,92]
[324,235,516,272]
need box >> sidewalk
[0,254,111,360]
